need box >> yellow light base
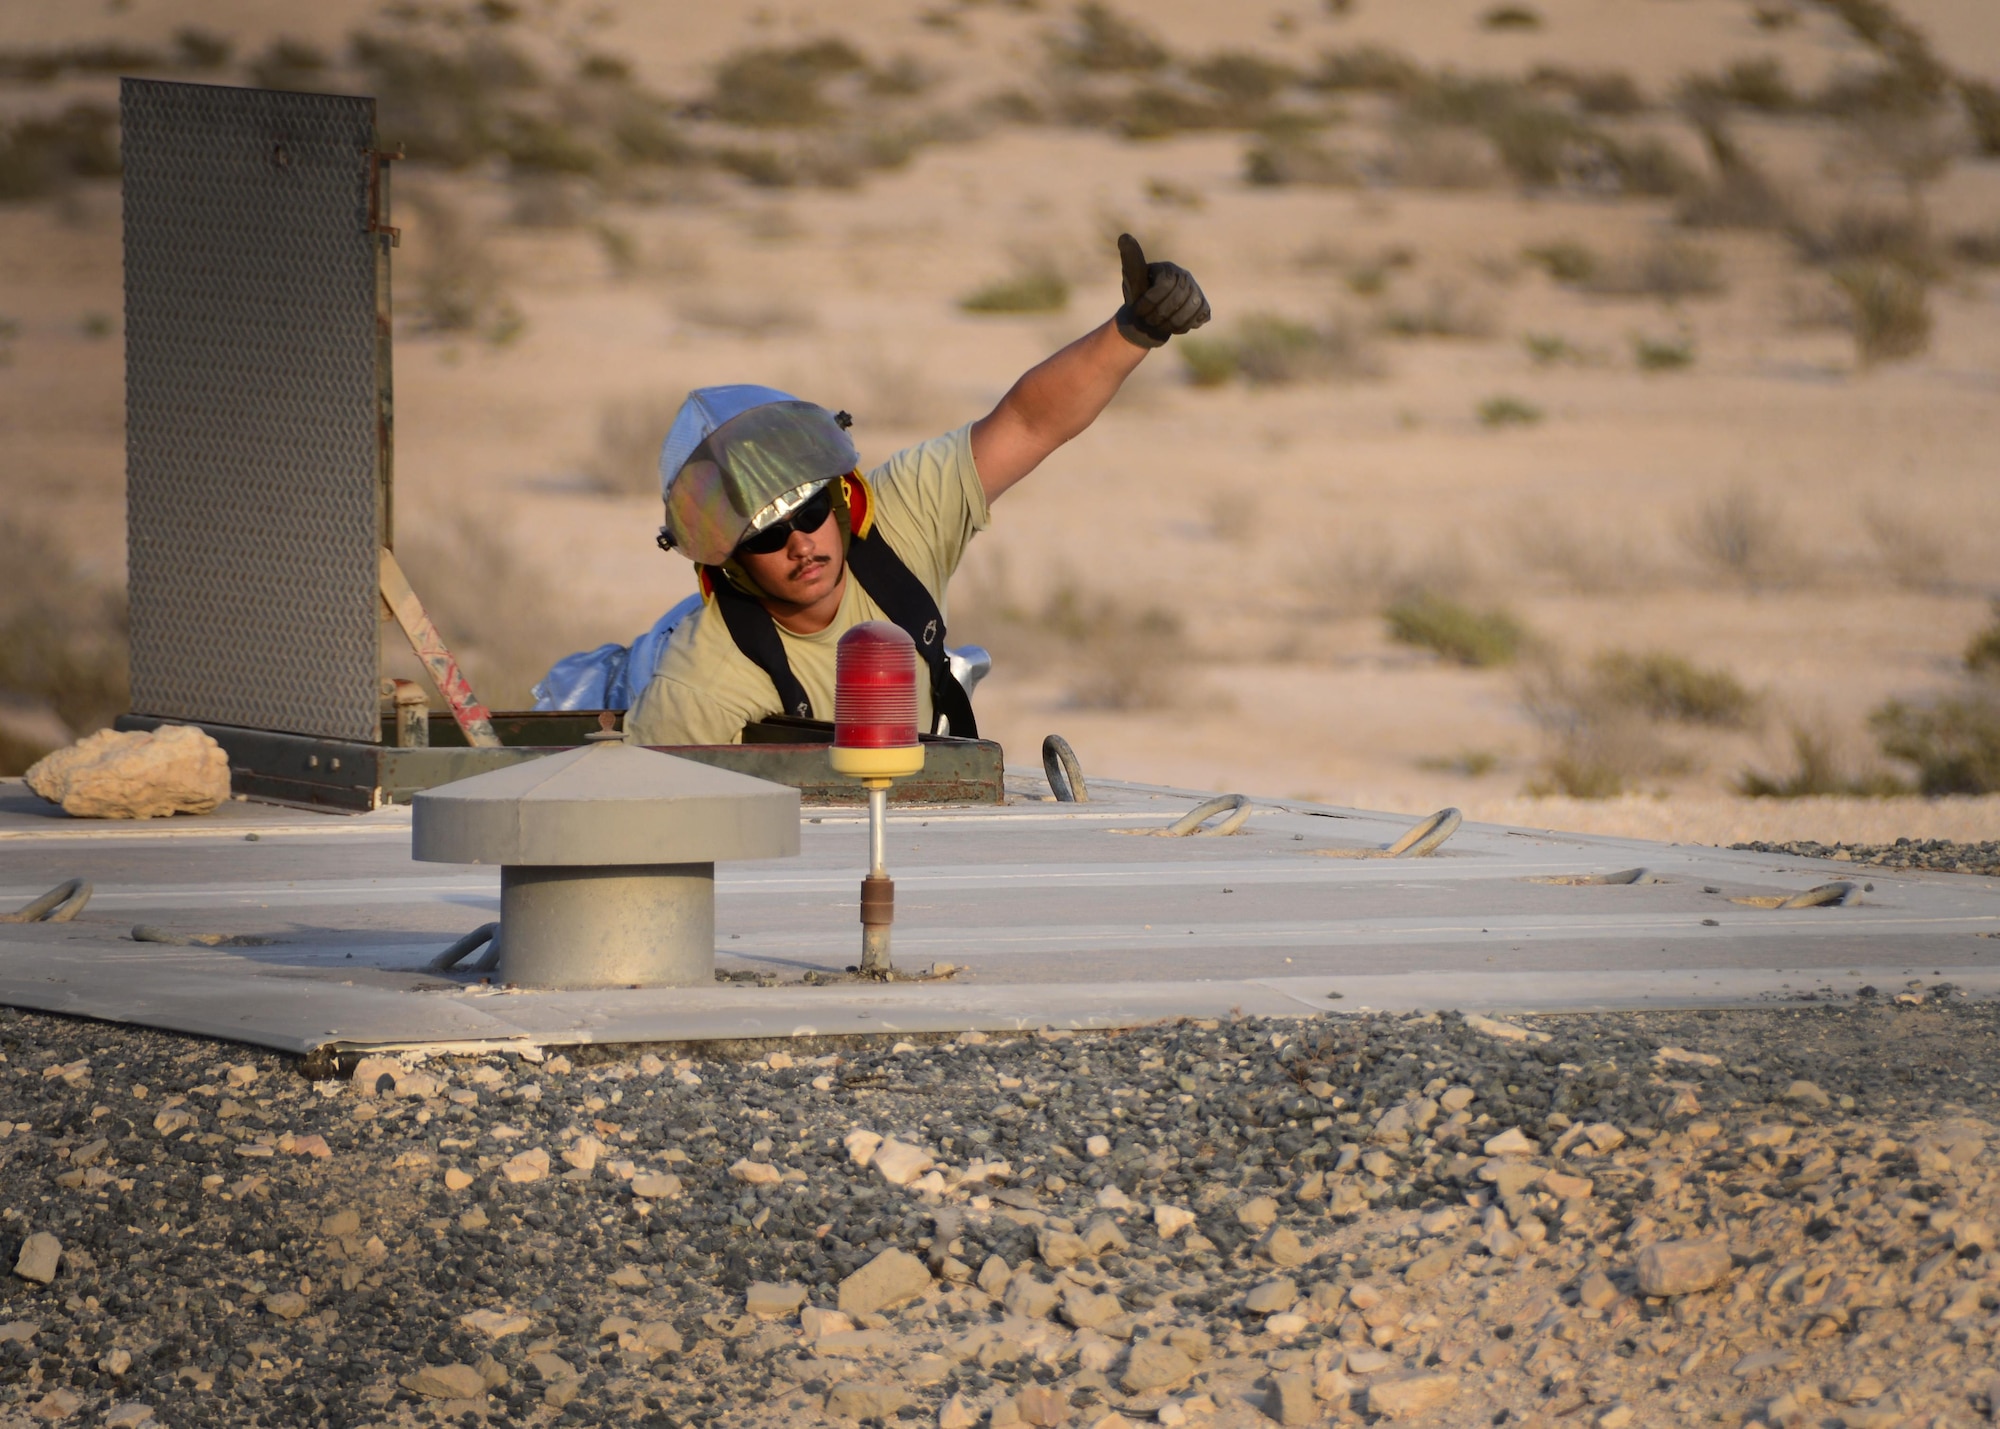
[829,743,925,781]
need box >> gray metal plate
[122,79,384,740]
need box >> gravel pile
[1730,839,2000,878]
[4,995,1999,1429]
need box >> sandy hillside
[1,0,1997,841]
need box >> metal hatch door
[122,78,391,741]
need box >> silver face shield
[661,401,859,566]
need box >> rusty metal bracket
[365,146,402,247]
[379,548,500,748]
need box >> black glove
[1114,233,1211,349]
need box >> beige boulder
[26,726,230,819]
[1635,1238,1732,1297]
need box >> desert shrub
[581,394,679,496]
[1418,750,1499,777]
[1115,85,1228,139]
[1680,485,1791,586]
[708,38,865,127]
[1520,662,1682,798]
[0,43,164,81]
[1961,80,2000,156]
[1589,650,1753,726]
[402,194,522,341]
[1188,51,1297,107]
[1860,502,1953,591]
[0,520,129,774]
[1477,395,1542,428]
[1386,593,1528,667]
[1682,56,1799,112]
[1522,239,1596,283]
[351,31,549,168]
[1951,227,2000,267]
[173,28,233,70]
[1522,332,1585,366]
[1964,602,2000,674]
[1051,3,1170,73]
[1738,726,1906,797]
[0,103,120,200]
[867,55,931,99]
[248,37,332,91]
[1379,124,1502,189]
[1245,134,1356,186]
[1178,313,1378,387]
[959,264,1069,314]
[1833,261,1930,366]
[968,576,1187,711]
[1581,240,1725,300]
[1481,5,1542,30]
[1380,282,1495,339]
[1632,332,1696,371]
[1529,65,1644,115]
[1308,45,1426,96]
[1789,204,1936,276]
[1676,115,1794,230]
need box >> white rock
[1085,1134,1112,1159]
[729,1159,782,1185]
[845,1129,884,1167]
[25,725,231,819]
[1154,1204,1197,1240]
[1655,1047,1722,1068]
[1482,1126,1535,1157]
[630,1172,681,1200]
[501,1148,550,1184]
[870,1139,935,1187]
[459,1308,531,1339]
[562,1136,605,1173]
[1095,1185,1135,1212]
[13,1232,60,1285]
[103,1405,155,1429]
[1463,1013,1550,1044]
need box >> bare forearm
[969,321,1147,504]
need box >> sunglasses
[734,486,834,556]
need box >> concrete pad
[1,774,1994,1053]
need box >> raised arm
[968,235,1210,505]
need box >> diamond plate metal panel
[123,79,386,741]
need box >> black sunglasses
[734,486,834,556]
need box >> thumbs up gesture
[1114,233,1211,349]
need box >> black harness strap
[700,527,978,738]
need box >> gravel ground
[1728,841,2000,879]
[4,996,2000,1429]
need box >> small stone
[1315,1370,1354,1403]
[99,1348,132,1376]
[1583,1123,1625,1152]
[800,1307,854,1341]
[1596,1406,1633,1429]
[102,1406,155,1429]
[1744,1123,1793,1149]
[1364,1374,1458,1418]
[977,1254,1012,1297]
[608,1266,648,1289]
[1012,1383,1071,1425]
[1120,1340,1195,1394]
[1246,1277,1299,1314]
[1954,1221,1994,1252]
[630,1172,682,1199]
[871,1138,936,1186]
[443,1167,474,1191]
[1439,1085,1475,1113]
[1265,1312,1308,1337]
[631,1322,681,1356]
[746,1281,808,1318]
[290,1134,331,1160]
[1577,1272,1618,1311]
[1085,1134,1112,1159]
[1635,1238,1732,1297]
[0,1322,36,1345]
[1482,1126,1534,1157]
[1262,1226,1310,1268]
[1236,1195,1279,1232]
[400,1363,487,1401]
[1404,1248,1452,1285]
[638,1054,666,1074]
[1095,1185,1135,1211]
[14,1233,60,1284]
[1153,1204,1196,1240]
[1081,1215,1130,1256]
[1654,1047,1721,1068]
[940,1392,980,1429]
[263,1292,308,1320]
[562,1135,604,1173]
[1270,1372,1316,1426]
[1061,1285,1125,1330]
[459,1308,530,1338]
[1833,1376,1886,1405]
[29,1389,81,1421]
[845,1129,884,1166]
[1345,1350,1392,1374]
[501,1148,549,1184]
[838,1248,932,1316]
[1463,1014,1549,1044]
[1005,1273,1061,1320]
[729,1158,781,1185]
[826,1382,914,1420]
[25,725,230,819]
[1783,1080,1831,1108]
[1038,1228,1090,1268]
[1543,1172,1593,1200]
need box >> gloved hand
[1114,233,1211,349]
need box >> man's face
[736,516,845,612]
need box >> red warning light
[834,621,919,752]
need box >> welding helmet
[656,384,859,567]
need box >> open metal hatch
[114,79,1000,810]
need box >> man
[624,236,1210,747]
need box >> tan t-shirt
[625,423,989,746]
